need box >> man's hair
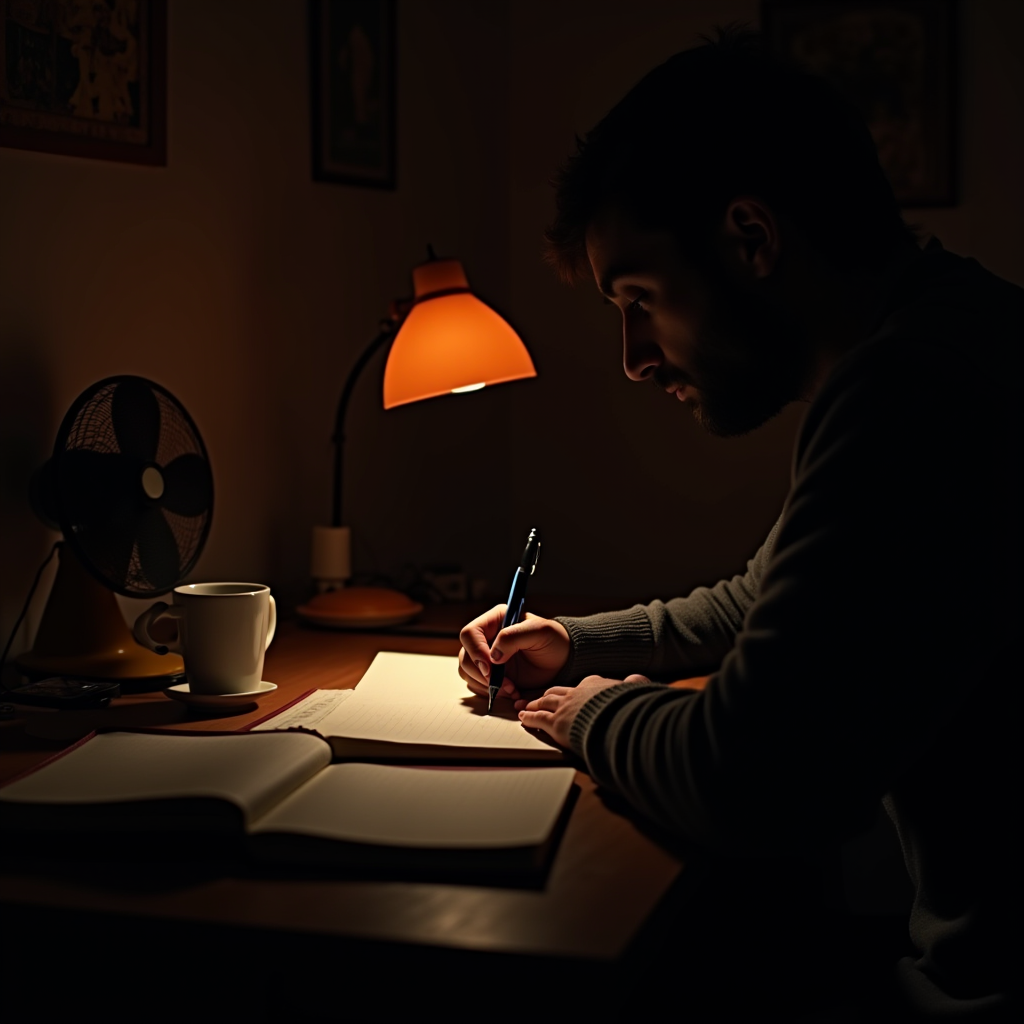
[544,28,915,280]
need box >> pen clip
[521,528,541,576]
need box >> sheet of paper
[316,695,553,751]
[250,763,576,848]
[251,688,354,731]
[0,732,332,825]
[352,651,468,702]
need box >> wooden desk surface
[0,622,693,962]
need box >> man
[459,31,1021,1022]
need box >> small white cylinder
[311,525,351,590]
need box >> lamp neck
[413,286,470,303]
[331,320,399,528]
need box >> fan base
[15,543,186,685]
[16,649,185,685]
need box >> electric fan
[18,376,213,684]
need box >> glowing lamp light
[383,258,536,409]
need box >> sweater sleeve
[553,516,782,683]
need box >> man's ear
[721,197,781,280]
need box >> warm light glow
[451,382,485,393]
[383,258,536,409]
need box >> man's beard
[658,272,810,438]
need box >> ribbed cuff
[568,681,664,760]
[553,605,655,684]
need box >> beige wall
[2,0,1022,653]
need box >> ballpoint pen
[488,528,541,713]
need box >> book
[0,730,577,879]
[251,651,566,763]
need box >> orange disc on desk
[296,588,424,629]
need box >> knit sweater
[557,243,1023,1019]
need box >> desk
[1,623,699,1023]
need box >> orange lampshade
[383,258,536,409]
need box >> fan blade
[74,516,136,592]
[136,507,181,592]
[112,378,161,463]
[59,449,138,528]
[161,453,213,517]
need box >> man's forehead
[586,215,680,296]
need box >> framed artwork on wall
[762,0,957,207]
[310,0,396,189]
[0,0,167,166]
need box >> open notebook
[0,731,576,878]
[252,651,565,763]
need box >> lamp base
[311,525,352,593]
[296,587,424,630]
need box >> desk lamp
[300,248,536,628]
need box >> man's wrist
[554,607,654,683]
[568,681,663,759]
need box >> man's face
[586,211,809,437]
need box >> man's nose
[623,323,661,381]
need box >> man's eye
[628,292,648,314]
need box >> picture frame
[762,0,957,207]
[0,0,167,166]
[309,0,396,189]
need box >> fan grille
[62,380,212,596]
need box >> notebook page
[251,688,354,731]
[0,732,332,826]
[316,695,553,752]
[352,652,468,702]
[250,763,576,848]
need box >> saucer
[163,681,277,709]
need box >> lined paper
[255,653,559,757]
[252,689,354,731]
[317,696,551,751]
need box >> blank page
[250,764,576,848]
[0,732,332,826]
[316,696,553,752]
[353,652,468,702]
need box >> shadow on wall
[0,339,58,654]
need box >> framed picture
[310,0,396,189]
[762,0,957,207]
[0,0,166,166]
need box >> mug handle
[133,602,185,656]
[265,595,277,650]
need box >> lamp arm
[331,321,399,528]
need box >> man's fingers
[522,691,566,712]
[459,605,509,679]
[458,648,485,685]
[518,709,555,729]
[490,617,553,662]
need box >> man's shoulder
[828,245,1021,402]
[796,245,1022,471]
[879,244,1024,350]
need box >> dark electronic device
[5,676,121,710]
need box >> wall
[2,0,1022,655]
[502,0,1024,601]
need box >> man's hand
[458,606,571,703]
[517,674,651,749]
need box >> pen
[488,528,541,713]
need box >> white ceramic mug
[133,583,277,695]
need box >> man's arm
[542,322,1021,852]
[554,515,782,683]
